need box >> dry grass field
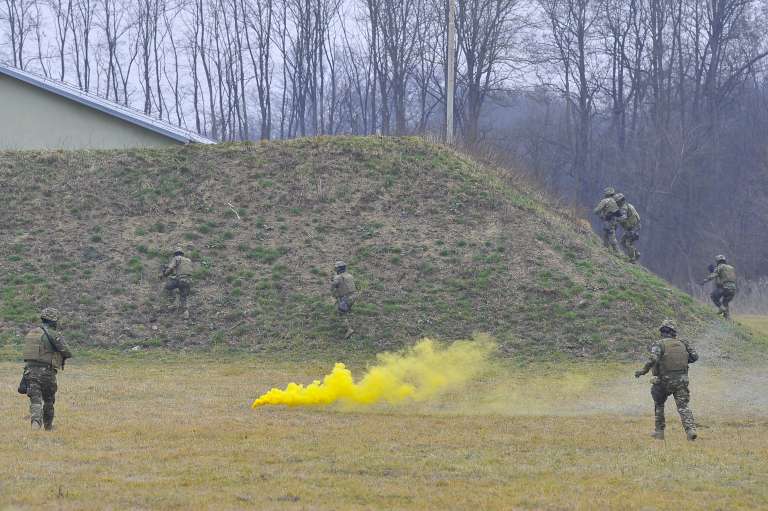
[2,350,767,511]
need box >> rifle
[700,264,716,285]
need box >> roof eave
[0,64,217,145]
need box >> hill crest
[0,136,725,358]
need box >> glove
[634,370,644,378]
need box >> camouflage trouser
[620,225,641,261]
[165,277,191,310]
[711,285,736,314]
[651,374,695,432]
[336,294,356,314]
[336,294,356,336]
[601,220,619,251]
[25,364,58,429]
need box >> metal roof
[0,63,216,145]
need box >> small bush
[418,262,435,274]
[127,257,143,276]
[245,246,288,265]
[0,288,37,322]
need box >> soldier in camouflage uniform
[21,308,73,431]
[162,246,193,319]
[614,193,641,263]
[635,320,698,441]
[331,261,357,339]
[593,187,620,252]
[701,255,737,319]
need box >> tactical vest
[658,338,688,376]
[22,326,63,369]
[717,264,736,286]
[174,256,193,277]
[334,273,356,298]
[621,204,640,228]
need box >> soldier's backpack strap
[41,326,64,369]
[41,326,54,346]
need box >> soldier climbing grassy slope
[701,255,737,319]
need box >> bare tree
[2,0,38,67]
[70,0,95,90]
[49,0,73,80]
[455,0,523,144]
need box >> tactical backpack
[658,339,688,375]
[22,327,64,369]
[621,204,640,228]
[594,198,619,220]
[175,256,195,278]
[333,273,356,298]
[717,264,737,286]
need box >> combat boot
[686,429,698,441]
[344,327,355,339]
[650,430,664,440]
[44,422,54,431]
[31,420,42,431]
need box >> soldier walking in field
[19,308,73,431]
[614,193,641,263]
[331,260,357,339]
[701,255,737,319]
[162,246,193,319]
[593,187,621,252]
[635,320,698,441]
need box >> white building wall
[0,75,180,150]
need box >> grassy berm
[0,136,745,356]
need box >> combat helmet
[174,246,184,256]
[715,254,727,264]
[603,187,616,197]
[613,193,625,204]
[334,260,347,271]
[659,319,677,333]
[40,307,59,323]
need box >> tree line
[493,0,768,290]
[0,0,524,143]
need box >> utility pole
[446,0,456,145]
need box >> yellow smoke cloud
[252,336,494,408]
